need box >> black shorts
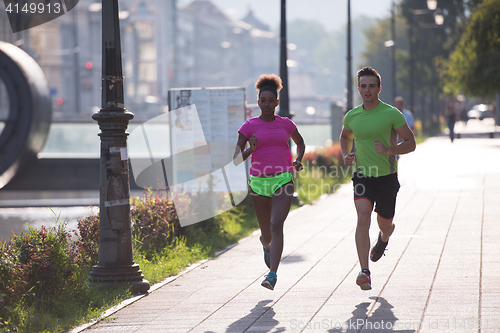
[352,171,400,219]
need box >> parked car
[467,104,494,120]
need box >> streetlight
[279,0,292,119]
[346,0,352,113]
[427,0,437,10]
[408,0,444,133]
[390,0,396,100]
[384,0,397,101]
[89,0,150,294]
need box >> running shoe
[261,271,277,290]
[356,269,371,290]
[263,247,270,269]
[370,231,388,262]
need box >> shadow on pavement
[281,254,305,264]
[226,299,285,333]
[329,297,417,333]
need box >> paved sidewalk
[78,120,500,333]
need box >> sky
[178,0,394,32]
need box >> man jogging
[339,67,416,290]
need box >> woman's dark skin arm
[290,128,305,171]
[233,132,257,165]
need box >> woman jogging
[234,74,305,290]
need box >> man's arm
[374,124,416,156]
[340,126,355,166]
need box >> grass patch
[134,238,207,285]
[294,166,351,205]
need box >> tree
[444,0,500,97]
[360,13,409,103]
[313,16,376,98]
[287,19,328,55]
[398,0,473,95]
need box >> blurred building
[0,0,284,121]
[0,0,344,125]
[175,1,279,104]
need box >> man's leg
[354,198,374,271]
[377,215,395,242]
[370,215,394,263]
[371,173,399,261]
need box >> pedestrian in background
[394,96,415,133]
[444,101,457,142]
[234,74,305,291]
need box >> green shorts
[249,172,293,197]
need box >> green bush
[301,143,344,169]
[0,240,22,328]
[74,212,100,267]
[9,223,79,305]
[294,143,351,204]
[0,221,85,331]
[130,189,182,259]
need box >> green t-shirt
[343,101,407,177]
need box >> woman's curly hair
[255,74,283,98]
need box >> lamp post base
[89,264,150,294]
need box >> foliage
[443,0,500,97]
[134,238,207,285]
[302,143,344,169]
[9,223,80,305]
[179,194,257,255]
[130,189,182,259]
[361,0,474,102]
[0,220,92,332]
[287,19,328,56]
[314,16,376,99]
[74,212,100,267]
[284,16,376,98]
[0,240,22,328]
[360,12,410,103]
[296,144,351,204]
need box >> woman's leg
[250,190,272,252]
[268,182,294,273]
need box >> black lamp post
[89,0,149,294]
[409,13,414,114]
[408,0,444,133]
[390,0,396,101]
[278,0,292,119]
[346,0,353,112]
